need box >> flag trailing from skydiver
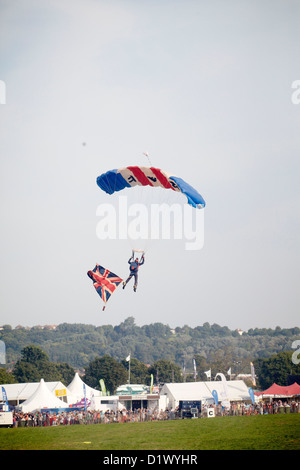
[87,264,123,310]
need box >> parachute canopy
[87,264,123,310]
[96,166,205,209]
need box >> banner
[249,387,255,405]
[99,379,106,396]
[83,383,87,412]
[55,389,67,397]
[250,362,256,386]
[215,373,230,409]
[212,389,219,405]
[193,359,197,380]
[1,386,8,405]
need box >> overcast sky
[0,0,299,331]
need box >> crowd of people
[10,399,300,427]
[211,399,299,416]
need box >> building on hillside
[236,328,245,336]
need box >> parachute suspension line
[132,249,145,262]
[127,152,152,255]
[143,151,152,166]
[143,152,157,255]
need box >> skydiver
[123,253,145,292]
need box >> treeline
[1,344,300,392]
[1,317,299,375]
[0,345,75,386]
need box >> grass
[0,414,299,451]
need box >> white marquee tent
[18,379,67,412]
[161,380,251,409]
[67,372,102,404]
[1,380,68,406]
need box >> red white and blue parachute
[96,166,205,209]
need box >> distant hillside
[1,317,299,371]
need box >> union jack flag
[87,264,123,310]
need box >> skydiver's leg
[123,273,133,289]
[133,273,138,292]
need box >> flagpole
[83,383,87,413]
[126,353,131,384]
[129,356,131,384]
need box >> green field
[0,414,299,451]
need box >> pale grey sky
[0,0,299,330]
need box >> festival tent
[18,379,67,413]
[259,382,300,398]
[161,382,211,407]
[67,372,102,404]
[287,382,300,395]
[205,379,251,401]
[161,380,251,409]
[1,380,69,406]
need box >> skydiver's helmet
[135,258,139,262]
